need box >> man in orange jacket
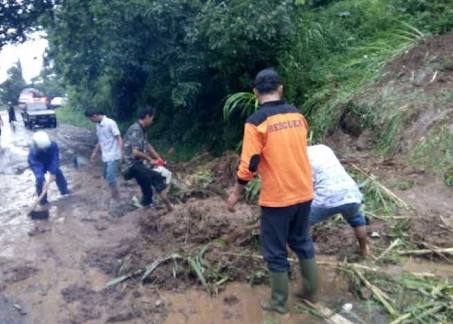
[227,68,318,314]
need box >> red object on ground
[155,158,166,167]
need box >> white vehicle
[50,97,67,107]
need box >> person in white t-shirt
[85,109,123,199]
[307,144,369,257]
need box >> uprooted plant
[105,242,265,295]
[341,263,453,323]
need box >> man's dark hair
[84,107,103,118]
[137,105,155,119]
[254,68,282,94]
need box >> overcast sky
[0,32,48,84]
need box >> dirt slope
[324,33,453,254]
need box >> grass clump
[410,126,453,185]
[350,164,411,216]
[341,264,453,323]
[244,177,261,203]
[280,0,427,141]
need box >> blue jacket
[28,141,60,175]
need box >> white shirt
[96,116,121,162]
[307,144,362,208]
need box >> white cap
[32,131,51,149]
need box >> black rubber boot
[261,271,289,314]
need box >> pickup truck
[21,102,57,129]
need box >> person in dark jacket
[122,105,173,212]
[28,131,70,207]
[0,113,3,146]
[8,102,16,131]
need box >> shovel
[28,181,51,219]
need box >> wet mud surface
[1,110,452,323]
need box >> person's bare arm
[147,143,161,159]
[116,135,123,159]
[116,135,123,150]
[227,182,245,212]
[90,143,100,162]
[133,148,156,164]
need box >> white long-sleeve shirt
[307,144,362,208]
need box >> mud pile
[141,197,256,244]
[84,196,262,292]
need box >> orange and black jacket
[237,100,313,207]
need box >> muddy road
[1,111,452,323]
[0,114,315,323]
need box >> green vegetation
[1,0,449,161]
[0,61,26,105]
[410,126,453,184]
[354,170,411,216]
[223,92,258,122]
[282,1,427,140]
[33,0,451,153]
[343,266,453,323]
[0,0,54,48]
[244,177,261,203]
[55,106,94,130]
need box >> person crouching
[28,131,70,209]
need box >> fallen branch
[413,304,445,323]
[365,211,409,221]
[106,268,145,288]
[397,247,453,256]
[409,272,435,278]
[349,163,411,210]
[105,253,182,288]
[439,215,453,232]
[376,239,402,261]
[218,252,379,272]
[303,299,354,324]
[429,70,438,83]
[389,302,433,324]
[352,268,399,317]
[142,253,183,281]
[419,242,453,263]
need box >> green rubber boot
[295,258,319,302]
[261,271,289,314]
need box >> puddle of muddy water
[163,263,362,324]
[386,257,453,278]
[162,254,453,324]
[0,294,26,324]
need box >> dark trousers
[128,163,166,205]
[34,168,69,205]
[261,201,314,273]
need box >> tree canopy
[42,0,299,150]
[0,0,56,48]
[2,0,450,153]
[0,60,26,104]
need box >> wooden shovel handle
[28,181,51,214]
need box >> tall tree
[0,60,26,104]
[44,0,297,149]
[0,0,57,48]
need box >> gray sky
[0,32,48,83]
